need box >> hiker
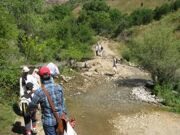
[32,68,41,88]
[95,43,99,56]
[47,62,60,78]
[20,82,37,135]
[29,66,68,135]
[20,66,32,97]
[113,57,117,74]
[20,66,41,97]
[47,62,67,84]
[98,42,103,57]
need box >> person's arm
[19,78,24,97]
[59,85,67,114]
[29,90,41,109]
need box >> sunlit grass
[0,104,16,134]
[106,0,170,13]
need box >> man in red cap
[29,66,67,135]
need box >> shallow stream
[65,79,160,135]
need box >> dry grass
[106,0,170,13]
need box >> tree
[90,12,113,34]
[154,3,172,20]
[130,8,154,25]
[129,27,180,84]
[83,0,109,12]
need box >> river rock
[131,86,160,103]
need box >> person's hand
[70,118,76,128]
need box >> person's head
[26,82,33,91]
[39,66,51,82]
[22,66,30,73]
[33,68,39,74]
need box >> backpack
[19,97,31,117]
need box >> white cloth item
[26,74,40,91]
[32,71,41,90]
[64,122,77,135]
[20,77,25,97]
[95,45,99,51]
[23,66,30,72]
[47,62,60,76]
[19,97,31,112]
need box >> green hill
[106,0,170,13]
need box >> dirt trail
[82,39,149,79]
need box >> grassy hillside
[128,9,180,39]
[106,0,170,13]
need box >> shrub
[173,0,180,11]
[48,4,71,21]
[90,12,113,34]
[154,3,172,20]
[130,8,154,25]
[0,69,19,104]
[83,0,109,12]
[154,84,180,111]
[128,27,180,84]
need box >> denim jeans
[43,124,57,135]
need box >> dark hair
[22,72,28,86]
[26,82,33,90]
[41,74,51,81]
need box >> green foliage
[59,42,93,61]
[0,5,18,40]
[90,12,113,34]
[0,69,19,105]
[61,66,76,76]
[154,84,180,112]
[83,0,110,12]
[0,104,16,134]
[128,27,180,84]
[48,4,71,21]
[130,8,154,25]
[154,3,172,20]
[173,0,180,10]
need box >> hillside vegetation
[106,0,170,13]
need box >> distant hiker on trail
[20,82,37,135]
[95,43,99,56]
[113,57,117,74]
[98,42,103,57]
[29,66,68,135]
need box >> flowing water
[65,79,161,135]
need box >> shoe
[32,128,37,134]
[26,131,32,135]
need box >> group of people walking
[19,62,69,135]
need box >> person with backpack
[29,66,67,135]
[47,62,60,78]
[20,66,32,97]
[19,82,37,135]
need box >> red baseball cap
[39,66,50,76]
